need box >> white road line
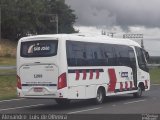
[112,104,116,107]
[0,104,45,112]
[68,107,102,114]
[124,99,146,105]
[153,97,157,100]
[0,98,25,103]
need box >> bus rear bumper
[17,88,68,99]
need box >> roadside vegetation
[150,67,160,84]
[0,39,17,58]
[1,0,77,41]
[0,57,16,66]
[0,39,17,100]
[0,76,17,100]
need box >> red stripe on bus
[108,69,117,92]
[82,70,87,80]
[89,70,93,80]
[96,70,100,79]
[75,70,80,80]
[120,82,123,91]
[125,81,128,89]
[145,80,148,87]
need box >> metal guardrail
[0,66,16,70]
[148,64,160,68]
[0,66,16,76]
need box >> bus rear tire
[94,88,105,104]
[133,86,142,98]
[55,99,70,105]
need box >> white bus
[17,34,150,104]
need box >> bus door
[128,48,137,88]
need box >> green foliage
[149,68,160,84]
[1,0,77,41]
[0,75,17,100]
[0,39,17,57]
[0,57,16,65]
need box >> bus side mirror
[145,51,150,61]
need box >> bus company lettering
[121,72,128,77]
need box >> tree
[1,0,77,41]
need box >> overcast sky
[65,0,160,56]
[66,0,160,29]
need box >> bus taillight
[17,75,22,89]
[58,73,67,89]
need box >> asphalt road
[0,85,160,119]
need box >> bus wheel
[133,86,142,98]
[94,88,105,104]
[55,99,70,105]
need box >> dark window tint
[21,40,58,57]
[103,44,115,66]
[66,40,137,68]
[66,41,86,66]
[115,45,131,67]
[128,49,136,67]
[135,47,149,72]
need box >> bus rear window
[20,40,58,57]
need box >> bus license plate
[34,87,43,92]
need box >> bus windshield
[20,40,58,57]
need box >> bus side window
[73,43,85,66]
[88,43,103,66]
[94,52,98,59]
[83,52,86,59]
[66,41,85,66]
[66,42,75,66]
[103,44,115,66]
[115,45,131,67]
[135,47,149,72]
[129,50,136,61]
[128,49,136,68]
[85,44,93,66]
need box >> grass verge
[149,67,160,84]
[0,56,17,100]
[0,75,17,100]
[0,57,16,66]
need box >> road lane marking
[124,99,146,105]
[0,104,45,112]
[112,104,116,107]
[153,97,157,100]
[0,98,25,103]
[68,107,102,114]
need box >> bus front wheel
[133,86,142,98]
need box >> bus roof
[19,34,141,48]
